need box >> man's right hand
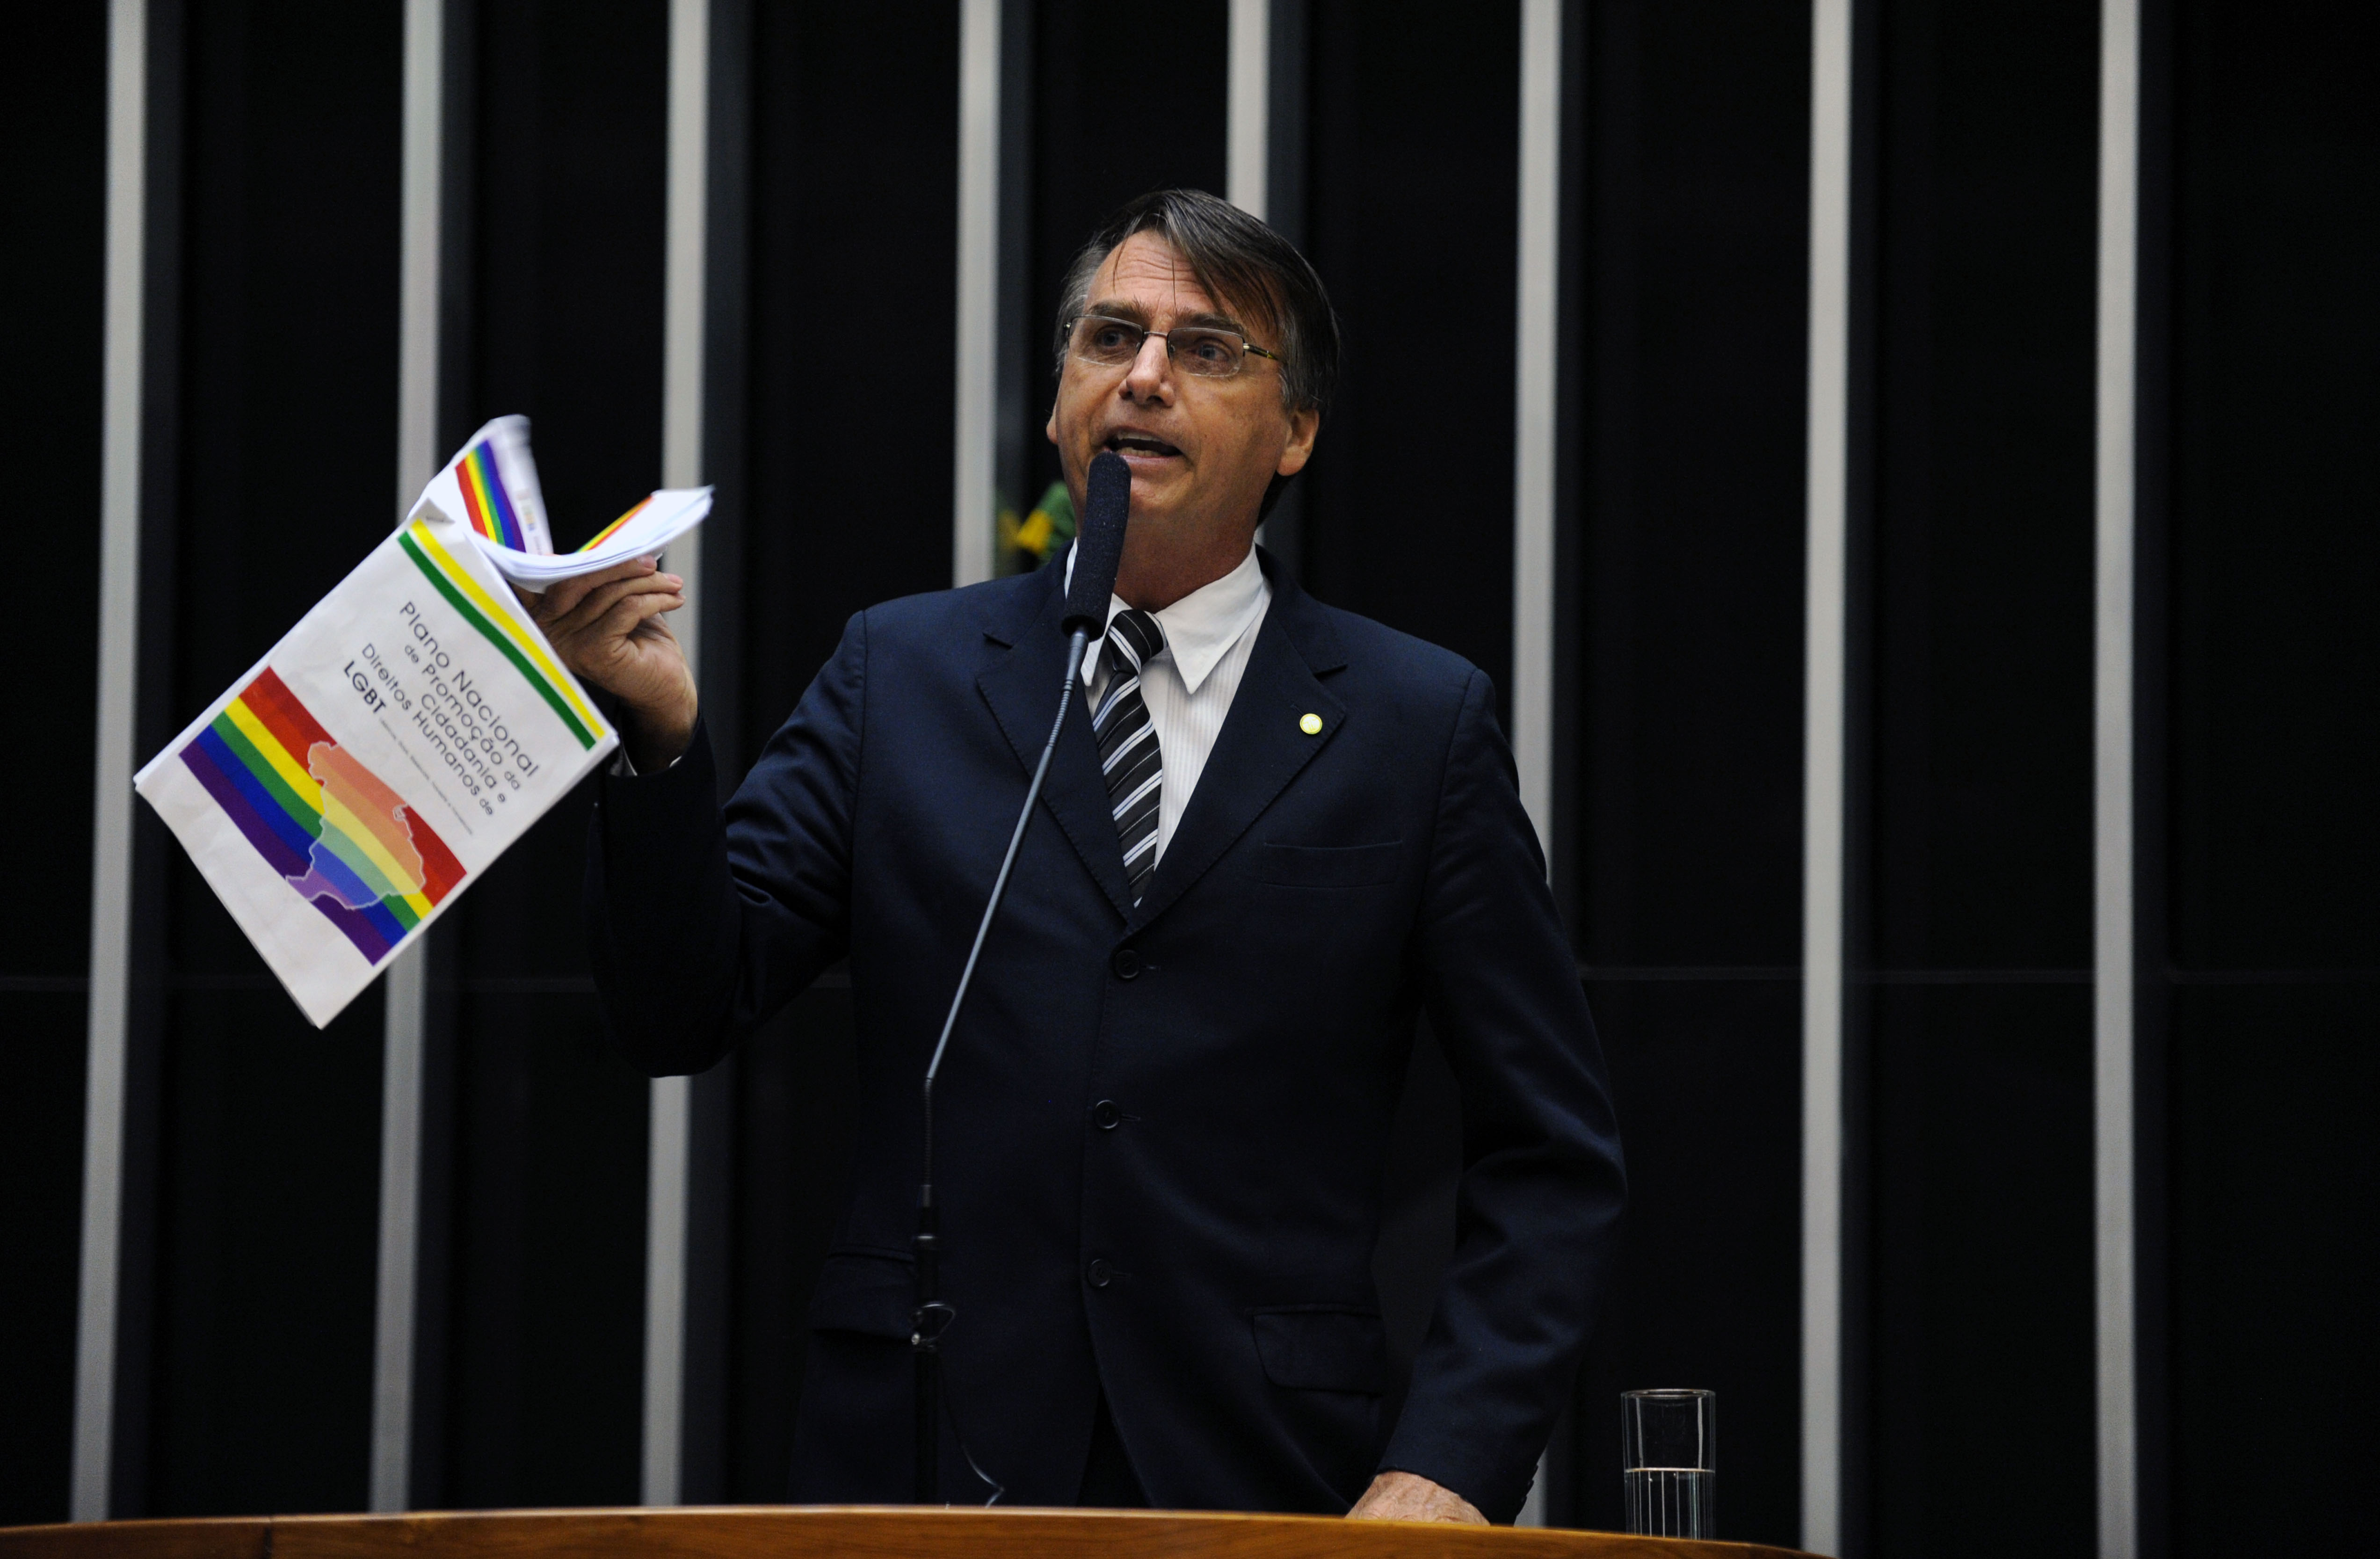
[524,557,697,772]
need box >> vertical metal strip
[643,0,711,1509]
[369,962,427,1511]
[370,0,446,1513]
[661,0,709,590]
[1227,0,1270,219]
[1511,0,1561,858]
[2093,1,2141,1554]
[1511,1,1563,1525]
[1230,0,1272,551]
[73,0,150,1523]
[1800,0,1855,1550]
[954,0,1000,589]
[394,0,445,517]
[642,1075,692,1506]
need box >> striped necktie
[1094,609,1166,903]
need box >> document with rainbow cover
[135,425,623,1027]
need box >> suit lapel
[976,566,1134,919]
[1128,564,1348,931]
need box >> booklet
[132,415,679,1026]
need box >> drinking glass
[1621,1388,1716,1538]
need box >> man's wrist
[620,701,697,774]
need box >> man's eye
[1091,326,1136,353]
[1183,335,1231,363]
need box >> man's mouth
[1104,431,1183,460]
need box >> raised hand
[522,557,697,771]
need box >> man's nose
[1120,332,1174,401]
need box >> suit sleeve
[1375,668,1627,1523]
[584,611,868,1076]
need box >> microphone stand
[914,623,1093,1504]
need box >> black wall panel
[1014,0,1229,518]
[1864,985,2091,1553]
[0,1003,88,1527]
[438,1025,650,1505]
[138,0,405,1518]
[1559,0,1811,1544]
[1564,1,1813,972]
[719,993,863,1500]
[429,0,671,1510]
[2161,0,2379,1549]
[711,0,959,1501]
[730,0,961,773]
[2167,991,2375,1553]
[0,4,108,1529]
[145,1028,385,1515]
[2166,7,2377,975]
[1300,0,1518,703]
[1853,0,2101,1552]
[1572,982,1803,1541]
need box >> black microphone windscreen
[1062,451,1131,633]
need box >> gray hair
[1052,188,1342,419]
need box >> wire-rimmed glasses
[1063,312,1284,380]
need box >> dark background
[4,0,2373,1552]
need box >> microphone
[1063,450,1132,634]
[914,450,1130,1504]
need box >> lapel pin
[1299,712,1323,736]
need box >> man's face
[1045,233,1319,568]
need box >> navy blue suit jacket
[586,552,1624,1521]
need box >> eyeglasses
[1064,313,1284,380]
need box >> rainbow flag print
[576,495,654,553]
[177,667,464,965]
[455,438,529,550]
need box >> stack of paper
[408,415,711,586]
[473,486,713,586]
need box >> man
[540,189,1622,1523]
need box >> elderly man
[537,189,1622,1524]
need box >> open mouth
[1105,431,1183,460]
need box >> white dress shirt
[623,547,1273,853]
[1067,541,1271,865]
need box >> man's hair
[1053,188,1342,419]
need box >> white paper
[404,416,710,586]
[468,485,713,586]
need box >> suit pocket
[1250,1305,1390,1394]
[1250,840,1403,889]
[806,1248,914,1340]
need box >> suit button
[1110,947,1140,980]
[1092,1099,1122,1130]
[1087,1258,1114,1288]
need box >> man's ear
[1276,406,1321,478]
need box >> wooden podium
[0,1507,1814,1559]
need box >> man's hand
[1347,1470,1488,1524]
[522,557,696,771]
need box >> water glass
[1622,1388,1716,1538]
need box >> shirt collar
[1063,541,1270,696]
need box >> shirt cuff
[609,746,682,779]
